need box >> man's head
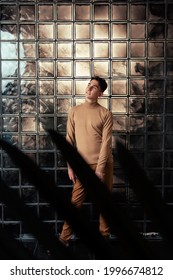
[85,76,107,103]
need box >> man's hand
[68,167,76,184]
[95,170,105,182]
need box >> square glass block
[20,24,35,40]
[148,79,164,95]
[38,61,54,77]
[75,5,90,20]
[166,43,173,58]
[148,23,165,40]
[75,80,87,95]
[75,43,90,58]
[21,187,38,204]
[21,98,36,114]
[165,116,173,132]
[146,152,162,168]
[130,61,146,76]
[130,116,145,132]
[39,80,54,95]
[21,43,36,58]
[3,117,18,132]
[165,152,173,168]
[39,117,54,131]
[93,24,109,39]
[130,98,145,114]
[112,80,127,95]
[2,153,16,168]
[39,98,54,114]
[94,61,109,77]
[112,61,127,76]
[38,24,54,39]
[166,61,173,76]
[39,135,53,150]
[1,61,18,78]
[1,5,17,20]
[112,5,127,20]
[57,116,67,132]
[57,5,72,20]
[93,42,109,58]
[147,98,163,114]
[94,5,109,20]
[147,116,163,132]
[57,98,72,114]
[57,80,72,95]
[166,98,173,113]
[166,80,173,97]
[75,24,90,39]
[39,152,55,167]
[20,5,35,20]
[2,98,19,114]
[149,61,164,76]
[39,43,54,58]
[98,98,108,109]
[130,5,146,21]
[148,42,164,58]
[20,80,36,96]
[131,42,146,58]
[147,135,163,150]
[111,98,127,114]
[38,5,53,20]
[57,61,72,77]
[112,42,127,58]
[112,116,127,132]
[148,4,165,20]
[75,61,90,77]
[130,135,144,150]
[57,24,72,40]
[112,24,127,39]
[57,43,72,58]
[1,25,17,40]
[1,80,18,96]
[130,79,145,95]
[131,23,146,39]
[75,98,85,106]
[20,61,36,77]
[21,117,36,132]
[167,24,173,39]
[21,135,36,150]
[1,42,18,59]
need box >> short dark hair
[91,76,107,92]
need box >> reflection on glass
[111,98,127,113]
[39,80,54,95]
[1,25,17,39]
[20,5,35,21]
[39,5,53,20]
[21,98,36,113]
[131,5,146,20]
[112,5,127,20]
[22,135,36,149]
[130,79,145,95]
[112,80,127,95]
[131,61,145,76]
[21,80,36,96]
[1,61,18,77]
[130,98,145,114]
[57,24,72,39]
[148,23,165,40]
[131,42,145,58]
[148,42,164,57]
[94,24,109,39]
[94,5,109,20]
[39,61,54,77]
[130,116,145,132]
[2,98,19,114]
[3,117,18,132]
[57,43,72,58]
[113,116,127,131]
[1,42,18,59]
[75,43,90,58]
[38,24,53,39]
[94,43,109,58]
[21,117,36,132]
[57,61,72,77]
[39,43,54,58]
[112,24,127,39]
[57,80,72,95]
[112,42,127,58]
[112,61,127,76]
[75,24,90,39]
[75,5,90,20]
[20,25,35,39]
[75,61,90,77]
[75,80,87,95]
[39,98,54,114]
[57,5,72,20]
[94,61,109,76]
[131,24,146,39]
[21,43,36,58]
[149,61,164,76]
[57,99,71,114]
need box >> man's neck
[85,98,98,104]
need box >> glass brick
[57,5,72,20]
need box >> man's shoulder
[98,104,112,115]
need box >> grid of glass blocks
[0,0,173,240]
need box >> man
[59,76,113,246]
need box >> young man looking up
[59,76,113,245]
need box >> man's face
[85,79,103,101]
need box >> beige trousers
[60,162,113,241]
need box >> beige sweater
[66,100,113,173]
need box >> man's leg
[99,162,113,237]
[59,178,85,242]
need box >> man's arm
[95,111,113,179]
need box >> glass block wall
[0,0,173,243]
